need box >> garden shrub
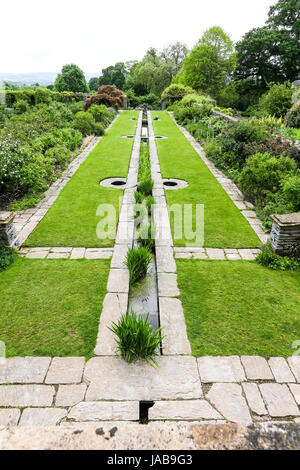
[238,152,296,206]
[84,85,124,110]
[14,100,30,114]
[161,84,194,104]
[259,83,293,118]
[256,242,299,271]
[87,104,111,123]
[281,174,300,211]
[73,111,95,136]
[243,136,299,166]
[180,93,213,107]
[138,177,154,196]
[138,93,161,110]
[35,87,52,104]
[126,89,140,108]
[174,103,213,125]
[93,122,105,136]
[44,145,72,170]
[109,312,163,367]
[285,103,300,129]
[0,243,16,272]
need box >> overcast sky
[1,0,276,74]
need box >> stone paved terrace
[0,356,300,427]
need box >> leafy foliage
[109,312,163,367]
[54,64,89,93]
[256,242,299,270]
[125,247,152,286]
[84,85,124,110]
[0,244,16,272]
[259,82,294,117]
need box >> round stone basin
[100,178,127,188]
[122,135,135,139]
[155,136,167,139]
[162,179,188,190]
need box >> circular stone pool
[100,177,127,188]
[162,178,188,190]
[154,135,168,139]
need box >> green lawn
[26,111,139,247]
[177,259,300,357]
[0,258,110,358]
[151,111,260,248]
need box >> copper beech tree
[84,85,124,110]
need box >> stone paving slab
[19,408,67,426]
[110,244,131,269]
[156,246,176,273]
[107,269,129,293]
[259,383,300,417]
[288,357,300,382]
[45,357,85,384]
[159,297,191,355]
[55,384,87,407]
[197,356,245,383]
[289,384,300,405]
[0,385,54,407]
[242,383,267,416]
[94,293,128,356]
[84,356,201,401]
[68,401,139,422]
[157,273,180,297]
[207,383,252,425]
[0,409,21,427]
[0,357,51,384]
[241,356,274,380]
[269,357,296,383]
[149,400,223,421]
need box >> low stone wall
[270,213,300,256]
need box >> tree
[98,62,127,90]
[54,64,89,93]
[235,0,300,90]
[88,77,99,91]
[181,27,235,98]
[160,41,189,77]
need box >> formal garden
[0,0,299,429]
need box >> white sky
[0,0,276,74]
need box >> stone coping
[19,247,113,260]
[271,212,300,227]
[1,422,300,450]
[0,212,15,225]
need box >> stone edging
[169,112,269,245]
[19,247,113,260]
[174,247,261,260]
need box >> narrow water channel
[127,110,161,341]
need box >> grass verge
[151,111,260,248]
[176,259,300,357]
[25,111,139,247]
[0,258,110,358]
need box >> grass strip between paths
[151,111,260,248]
[177,259,300,357]
[0,258,110,358]
[26,111,139,247]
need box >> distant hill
[0,72,98,86]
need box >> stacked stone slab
[0,212,19,248]
[270,213,300,256]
